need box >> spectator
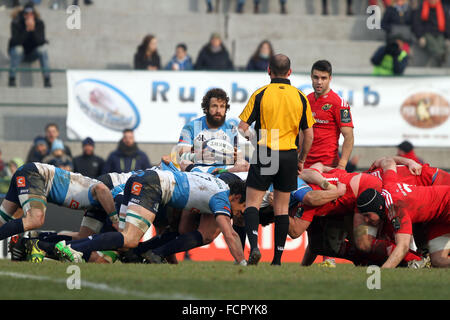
[246,40,274,71]
[0,149,6,177]
[72,0,93,5]
[0,158,24,194]
[25,135,48,163]
[412,0,450,66]
[103,129,151,174]
[195,33,233,71]
[7,1,51,88]
[381,0,414,45]
[397,140,423,164]
[42,139,73,171]
[371,34,409,75]
[72,137,104,178]
[165,43,194,71]
[134,34,161,70]
[45,123,71,156]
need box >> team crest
[322,104,332,111]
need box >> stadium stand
[0,0,449,170]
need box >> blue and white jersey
[177,116,239,166]
[107,171,142,189]
[156,169,232,217]
[34,162,100,209]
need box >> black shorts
[95,173,114,190]
[122,170,162,214]
[246,148,298,192]
[5,163,45,204]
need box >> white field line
[0,271,199,300]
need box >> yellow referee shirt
[239,78,315,151]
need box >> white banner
[67,70,450,147]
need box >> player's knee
[430,252,449,268]
[122,234,140,249]
[25,210,45,229]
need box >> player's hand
[336,182,347,197]
[112,222,120,232]
[336,164,346,170]
[408,162,422,176]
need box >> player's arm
[370,156,422,175]
[215,214,246,265]
[299,168,334,190]
[337,127,354,170]
[298,127,313,173]
[91,183,118,225]
[381,233,411,268]
[380,157,397,173]
[303,182,346,207]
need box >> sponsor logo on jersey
[131,182,143,196]
[16,176,26,188]
[69,199,80,209]
[322,104,332,111]
[74,79,140,132]
[400,92,449,129]
[130,198,140,204]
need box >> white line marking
[0,271,198,300]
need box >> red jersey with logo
[381,170,450,235]
[305,90,353,168]
[368,164,439,186]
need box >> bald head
[269,54,291,77]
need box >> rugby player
[0,163,117,243]
[54,169,248,265]
[176,88,249,174]
[357,157,450,268]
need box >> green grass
[0,259,448,300]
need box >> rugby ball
[201,139,235,165]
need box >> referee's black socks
[244,207,259,251]
[272,214,289,265]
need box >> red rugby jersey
[305,90,353,168]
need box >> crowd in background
[0,123,152,194]
[4,1,450,88]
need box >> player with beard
[176,88,249,174]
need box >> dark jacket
[195,44,234,70]
[73,154,105,178]
[381,5,413,34]
[134,52,161,70]
[412,4,450,39]
[246,57,270,71]
[371,43,408,75]
[103,141,151,174]
[25,138,71,164]
[8,11,47,54]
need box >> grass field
[0,259,448,300]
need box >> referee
[238,54,315,265]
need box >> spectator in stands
[103,129,151,174]
[397,140,423,163]
[43,123,72,156]
[165,43,194,71]
[72,137,104,178]
[371,34,409,75]
[134,34,161,70]
[381,0,414,46]
[0,157,24,194]
[7,1,51,88]
[73,0,93,5]
[43,139,73,171]
[322,0,354,15]
[0,149,5,177]
[412,0,450,66]
[25,136,48,163]
[195,33,233,71]
[246,40,274,71]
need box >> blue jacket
[165,55,194,70]
[103,141,151,174]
